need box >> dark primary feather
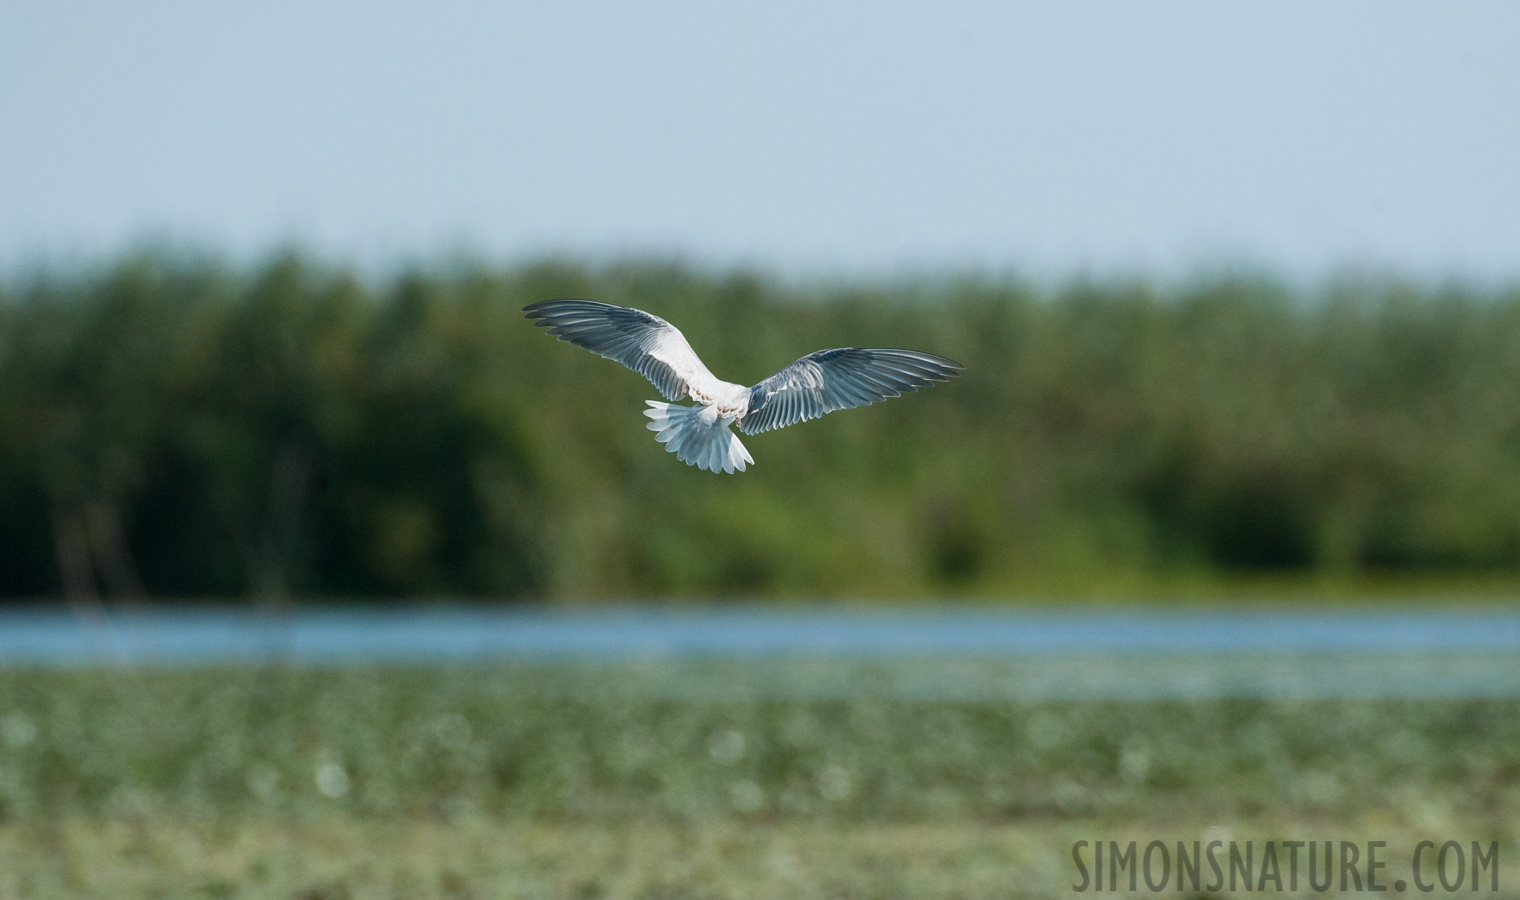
[740,348,963,435]
[523,299,692,401]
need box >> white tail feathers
[644,402,754,473]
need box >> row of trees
[2,254,1519,601]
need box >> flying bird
[524,299,963,473]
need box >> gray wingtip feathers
[738,347,964,435]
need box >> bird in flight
[524,299,963,473]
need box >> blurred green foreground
[1,665,1517,898]
[4,255,1520,601]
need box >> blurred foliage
[3,664,1517,897]
[1,665,1516,824]
[3,253,1520,600]
[5,818,1517,899]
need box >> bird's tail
[644,402,753,473]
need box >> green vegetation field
[2,663,1517,898]
[3,256,1520,603]
[7,256,1520,893]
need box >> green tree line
[2,254,1519,602]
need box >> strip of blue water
[0,606,1516,663]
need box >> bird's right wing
[523,299,712,401]
[740,348,962,435]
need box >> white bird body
[525,299,962,473]
[682,373,751,417]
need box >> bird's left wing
[523,299,712,401]
[739,348,962,435]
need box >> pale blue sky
[3,1,1518,279]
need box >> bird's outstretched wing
[740,348,962,435]
[523,299,712,401]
